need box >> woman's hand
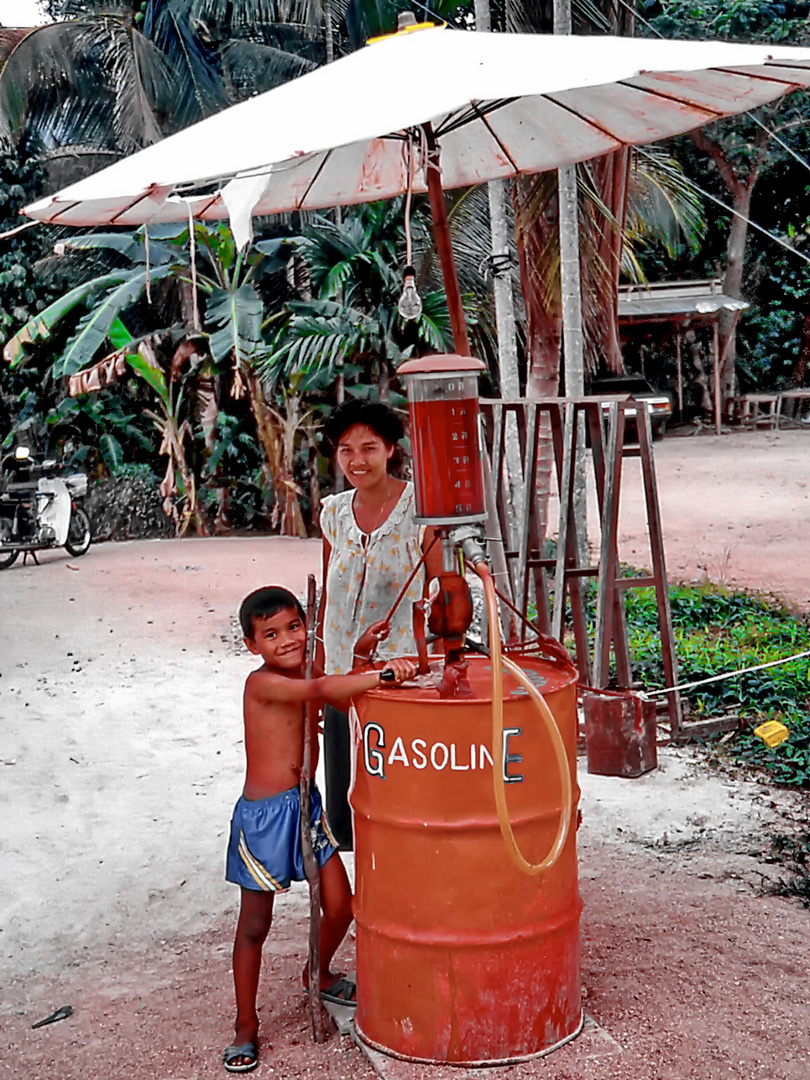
[354,619,390,661]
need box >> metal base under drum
[353,1011,585,1068]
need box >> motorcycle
[0,447,92,569]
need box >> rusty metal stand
[588,401,680,733]
[301,574,333,1043]
[482,398,591,670]
[481,397,682,736]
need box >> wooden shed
[618,279,749,435]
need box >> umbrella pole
[423,123,471,357]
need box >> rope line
[645,647,810,697]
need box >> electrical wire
[748,112,810,175]
[403,135,414,267]
[613,0,665,39]
[637,147,810,266]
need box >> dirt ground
[1,427,809,1080]
[602,426,810,608]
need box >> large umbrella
[23,27,810,226]
[22,25,810,351]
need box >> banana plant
[4,222,275,378]
[127,339,202,537]
[67,320,208,536]
[2,221,300,531]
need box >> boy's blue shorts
[225,784,337,893]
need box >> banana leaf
[98,432,125,473]
[207,283,264,369]
[126,351,169,401]
[54,232,178,265]
[108,318,135,351]
[3,270,134,368]
[54,264,175,378]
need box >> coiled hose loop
[477,563,573,875]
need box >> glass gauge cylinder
[398,355,487,525]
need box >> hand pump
[350,354,584,1064]
[397,354,573,872]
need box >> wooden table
[777,389,810,427]
[737,393,780,429]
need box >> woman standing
[318,400,442,849]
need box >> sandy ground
[1,427,809,1080]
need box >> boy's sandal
[223,1042,258,1073]
[320,977,357,1007]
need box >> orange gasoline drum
[350,652,582,1065]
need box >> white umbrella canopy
[22,26,810,231]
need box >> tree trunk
[793,305,810,386]
[686,329,713,415]
[513,174,562,545]
[196,370,229,533]
[557,162,588,568]
[716,183,755,406]
[587,149,631,374]
[690,125,769,414]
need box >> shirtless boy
[222,585,415,1073]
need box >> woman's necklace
[359,479,397,536]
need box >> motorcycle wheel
[0,547,19,569]
[65,507,92,557]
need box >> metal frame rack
[480,396,682,736]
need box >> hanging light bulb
[397,265,423,321]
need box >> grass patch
[624,582,810,787]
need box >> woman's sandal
[222,1041,258,1073]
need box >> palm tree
[0,0,328,191]
[261,201,461,392]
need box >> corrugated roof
[618,280,749,319]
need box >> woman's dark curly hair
[322,400,408,476]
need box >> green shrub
[625,583,810,787]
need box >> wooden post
[712,320,722,436]
[635,406,681,736]
[300,574,332,1042]
[423,123,471,357]
[675,331,683,416]
[594,402,626,686]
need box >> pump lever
[412,599,431,675]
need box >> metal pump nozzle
[448,524,488,568]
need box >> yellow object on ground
[753,720,789,748]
